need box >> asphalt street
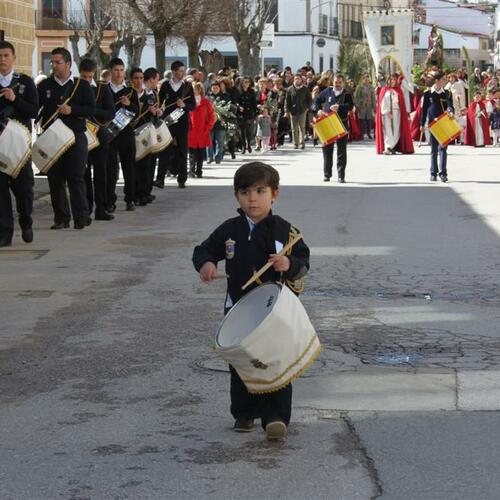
[1,142,499,500]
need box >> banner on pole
[363,9,414,83]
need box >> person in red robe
[464,91,491,147]
[375,74,414,154]
[348,109,362,141]
[410,95,424,141]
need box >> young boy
[192,162,310,441]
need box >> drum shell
[134,122,157,161]
[429,112,462,147]
[215,283,321,394]
[0,119,32,178]
[313,112,348,146]
[150,120,172,154]
[32,119,75,173]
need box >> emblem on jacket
[46,90,51,99]
[225,238,235,260]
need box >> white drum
[215,283,321,394]
[32,118,75,173]
[0,119,32,178]
[150,120,172,154]
[134,122,157,161]
[85,120,100,152]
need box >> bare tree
[67,0,147,72]
[223,0,274,76]
[175,0,226,68]
[125,0,194,75]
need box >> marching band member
[79,58,115,221]
[0,40,39,247]
[192,162,310,441]
[142,67,162,203]
[375,74,414,155]
[37,47,95,230]
[106,57,139,212]
[156,60,195,189]
[313,74,353,183]
[130,67,161,206]
[420,71,454,182]
[464,91,491,148]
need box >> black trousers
[229,365,292,429]
[107,128,136,205]
[322,135,348,180]
[157,129,188,185]
[86,140,109,215]
[136,154,153,200]
[0,164,34,241]
[47,133,89,224]
[239,120,254,151]
[189,148,205,176]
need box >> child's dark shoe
[233,418,255,432]
[265,420,287,441]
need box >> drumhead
[215,283,281,348]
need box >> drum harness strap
[38,77,81,132]
[0,74,21,124]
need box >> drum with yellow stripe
[313,112,348,146]
[429,112,462,147]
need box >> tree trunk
[125,36,147,69]
[237,39,261,77]
[69,33,82,67]
[186,37,201,68]
[154,31,167,76]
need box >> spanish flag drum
[429,112,462,147]
[313,112,348,146]
[214,283,322,394]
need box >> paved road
[1,142,499,499]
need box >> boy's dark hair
[52,47,71,63]
[144,67,159,81]
[79,58,97,72]
[234,162,280,192]
[109,57,125,69]
[171,60,184,72]
[130,67,143,78]
[0,41,16,55]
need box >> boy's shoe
[234,419,255,432]
[265,420,288,441]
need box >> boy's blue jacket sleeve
[192,222,227,272]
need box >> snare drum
[150,120,172,154]
[32,119,75,173]
[85,120,100,152]
[313,112,348,146]
[134,122,157,161]
[105,108,136,141]
[429,112,462,147]
[214,283,321,394]
[0,119,32,178]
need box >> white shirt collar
[109,81,127,93]
[431,85,445,94]
[245,215,256,234]
[90,79,97,87]
[169,78,183,92]
[333,88,343,96]
[0,70,14,87]
[54,73,73,86]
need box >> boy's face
[235,184,279,224]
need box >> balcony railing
[35,10,114,30]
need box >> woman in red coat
[189,82,216,178]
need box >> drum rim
[215,282,283,348]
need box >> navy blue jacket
[193,210,310,306]
[0,73,39,130]
[313,88,354,130]
[421,88,454,126]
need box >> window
[0,30,4,41]
[329,56,334,70]
[319,55,324,73]
[319,14,328,34]
[329,17,339,36]
[42,0,63,18]
[42,53,52,76]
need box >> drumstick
[164,96,190,110]
[215,274,229,280]
[0,83,20,98]
[418,128,424,147]
[241,233,303,291]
